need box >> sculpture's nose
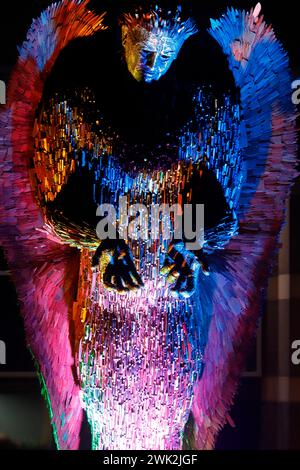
[138,50,158,82]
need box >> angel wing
[0,0,106,449]
[191,5,298,449]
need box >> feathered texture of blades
[121,5,198,40]
[0,0,106,449]
[190,6,298,449]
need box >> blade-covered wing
[0,0,106,449]
[191,5,298,449]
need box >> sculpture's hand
[92,239,144,293]
[161,242,209,298]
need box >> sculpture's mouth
[131,64,156,83]
[134,60,156,82]
[141,68,155,83]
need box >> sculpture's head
[120,6,197,83]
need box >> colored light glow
[0,1,297,451]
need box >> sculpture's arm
[161,166,237,297]
[34,93,144,293]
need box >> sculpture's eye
[161,51,173,61]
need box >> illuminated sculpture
[0,0,298,450]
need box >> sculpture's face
[121,12,197,83]
[122,25,179,82]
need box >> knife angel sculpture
[0,0,297,449]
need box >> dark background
[0,0,299,450]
